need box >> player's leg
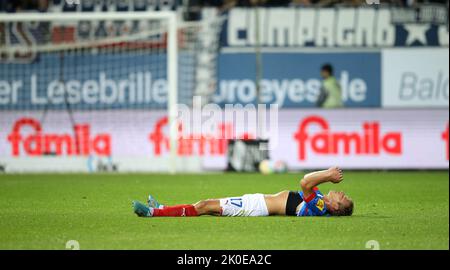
[194,199,221,215]
[152,203,200,217]
[135,193,275,217]
[151,199,221,216]
[133,198,221,217]
[147,194,220,213]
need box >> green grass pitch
[0,171,448,250]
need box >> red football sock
[153,204,198,217]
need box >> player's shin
[152,204,198,217]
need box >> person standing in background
[317,63,344,108]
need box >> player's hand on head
[329,166,344,184]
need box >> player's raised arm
[300,167,343,197]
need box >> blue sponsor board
[0,53,169,110]
[0,52,198,110]
[0,51,381,109]
[213,52,381,108]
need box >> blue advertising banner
[0,53,170,110]
[0,51,381,109]
[213,52,381,108]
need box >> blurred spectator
[315,0,339,7]
[310,0,364,7]
[317,64,344,109]
[264,0,292,6]
[37,0,48,11]
[291,0,313,6]
[380,0,447,6]
[203,0,227,7]
[221,0,290,9]
[337,0,365,6]
[2,0,49,12]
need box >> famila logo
[293,116,402,161]
[149,116,255,156]
[7,118,111,156]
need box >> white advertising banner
[382,48,449,108]
[0,109,448,172]
[272,109,448,170]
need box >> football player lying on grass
[132,166,354,218]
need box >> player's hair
[321,63,334,75]
[331,198,354,216]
